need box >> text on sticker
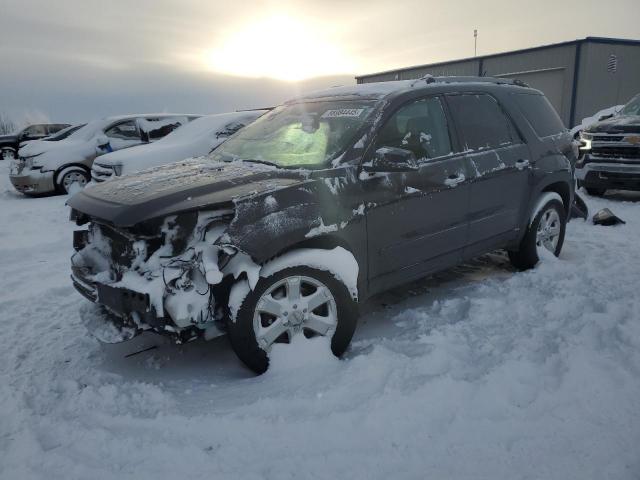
[321,109,365,118]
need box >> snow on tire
[227,266,358,374]
[508,194,566,271]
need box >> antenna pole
[474,29,478,57]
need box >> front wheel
[1,148,16,161]
[509,198,566,271]
[57,168,89,194]
[227,266,358,374]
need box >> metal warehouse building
[356,37,640,127]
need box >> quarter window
[514,93,566,138]
[446,94,519,150]
[375,97,453,160]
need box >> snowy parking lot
[1,159,639,479]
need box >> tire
[57,167,89,194]
[508,198,566,271]
[1,148,16,161]
[585,187,606,197]
[227,266,358,374]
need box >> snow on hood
[95,111,267,176]
[585,113,640,134]
[18,139,97,171]
[71,159,305,226]
[570,105,623,136]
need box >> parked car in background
[0,123,71,160]
[576,93,640,195]
[9,114,198,195]
[91,110,268,183]
[68,77,575,374]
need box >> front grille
[91,163,116,182]
[598,172,640,180]
[592,135,624,142]
[591,146,640,160]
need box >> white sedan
[91,110,268,182]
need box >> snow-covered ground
[1,159,639,479]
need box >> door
[363,96,471,293]
[445,93,532,257]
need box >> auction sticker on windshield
[321,109,365,118]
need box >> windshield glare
[621,95,640,116]
[210,101,375,168]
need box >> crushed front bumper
[9,166,56,194]
[575,158,640,191]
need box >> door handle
[515,159,530,170]
[444,173,466,187]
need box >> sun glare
[204,14,354,81]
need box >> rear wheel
[508,198,566,271]
[57,168,89,194]
[227,266,357,374]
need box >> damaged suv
[68,77,575,373]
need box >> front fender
[219,174,367,266]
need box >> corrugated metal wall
[355,39,640,128]
[482,44,577,124]
[575,42,640,123]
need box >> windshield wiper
[242,159,280,168]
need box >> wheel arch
[54,163,91,189]
[540,180,572,217]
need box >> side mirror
[95,135,112,154]
[363,147,418,172]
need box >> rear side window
[514,93,566,137]
[446,93,519,151]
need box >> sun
[203,14,355,81]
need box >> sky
[1,0,639,124]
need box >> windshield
[45,124,85,141]
[210,101,375,168]
[621,95,640,116]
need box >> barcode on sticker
[321,109,365,118]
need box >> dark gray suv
[68,77,575,373]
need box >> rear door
[445,93,531,257]
[364,95,471,293]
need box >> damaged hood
[585,114,640,134]
[68,159,308,227]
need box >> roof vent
[607,54,618,73]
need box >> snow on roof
[295,80,416,102]
[294,76,525,103]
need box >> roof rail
[406,76,531,88]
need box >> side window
[24,124,47,137]
[513,93,566,137]
[375,96,453,161]
[105,120,140,140]
[446,94,519,150]
[139,117,187,142]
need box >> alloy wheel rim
[253,275,338,351]
[2,150,15,160]
[63,172,87,191]
[536,208,561,253]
